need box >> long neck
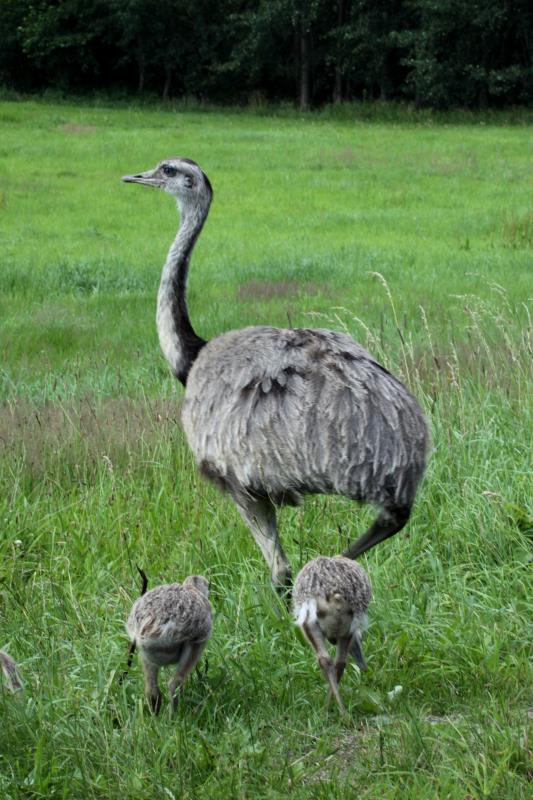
[156,200,208,385]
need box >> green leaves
[0,0,531,106]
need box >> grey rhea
[126,575,212,712]
[293,556,371,715]
[122,159,429,591]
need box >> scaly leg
[168,640,208,711]
[326,636,350,709]
[141,657,162,714]
[235,495,291,592]
[301,619,347,716]
[343,505,411,560]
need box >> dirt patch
[317,147,361,169]
[293,713,469,787]
[295,730,371,786]
[238,280,299,300]
[59,123,99,135]
[238,280,331,301]
[331,146,359,167]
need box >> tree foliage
[0,0,530,107]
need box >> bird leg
[343,505,411,560]
[168,640,208,711]
[326,636,350,709]
[235,495,292,594]
[141,658,162,714]
[301,619,347,716]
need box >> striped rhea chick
[127,575,212,713]
[293,556,371,715]
[0,650,23,694]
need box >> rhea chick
[126,575,212,713]
[293,556,372,715]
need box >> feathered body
[293,556,372,713]
[126,575,212,711]
[184,326,427,510]
[123,157,429,592]
[127,577,212,666]
[294,556,371,615]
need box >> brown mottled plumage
[293,556,372,714]
[123,158,429,594]
[127,575,212,712]
[0,650,23,694]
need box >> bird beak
[349,634,369,672]
[122,169,162,188]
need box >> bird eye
[162,164,178,177]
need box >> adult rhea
[122,158,429,591]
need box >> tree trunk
[137,54,145,94]
[478,80,488,108]
[379,53,391,100]
[333,0,347,104]
[299,29,311,110]
[162,66,172,100]
[333,71,342,104]
[478,46,489,108]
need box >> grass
[0,98,532,798]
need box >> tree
[326,0,410,102]
[0,0,530,107]
[398,0,533,107]
[18,0,117,91]
[0,0,35,89]
[220,0,337,109]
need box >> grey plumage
[185,326,426,510]
[0,650,23,694]
[293,556,371,714]
[123,158,429,592]
[294,556,372,616]
[127,575,212,712]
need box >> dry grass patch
[59,123,99,135]
[0,397,184,480]
[501,209,533,249]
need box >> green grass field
[0,99,532,799]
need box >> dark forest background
[0,0,531,109]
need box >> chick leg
[141,658,162,714]
[168,640,208,710]
[301,619,347,716]
[326,636,350,709]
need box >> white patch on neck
[156,294,183,376]
[295,597,317,627]
[156,211,199,376]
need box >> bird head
[184,575,210,599]
[316,593,354,641]
[122,157,212,212]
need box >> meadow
[0,98,532,799]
